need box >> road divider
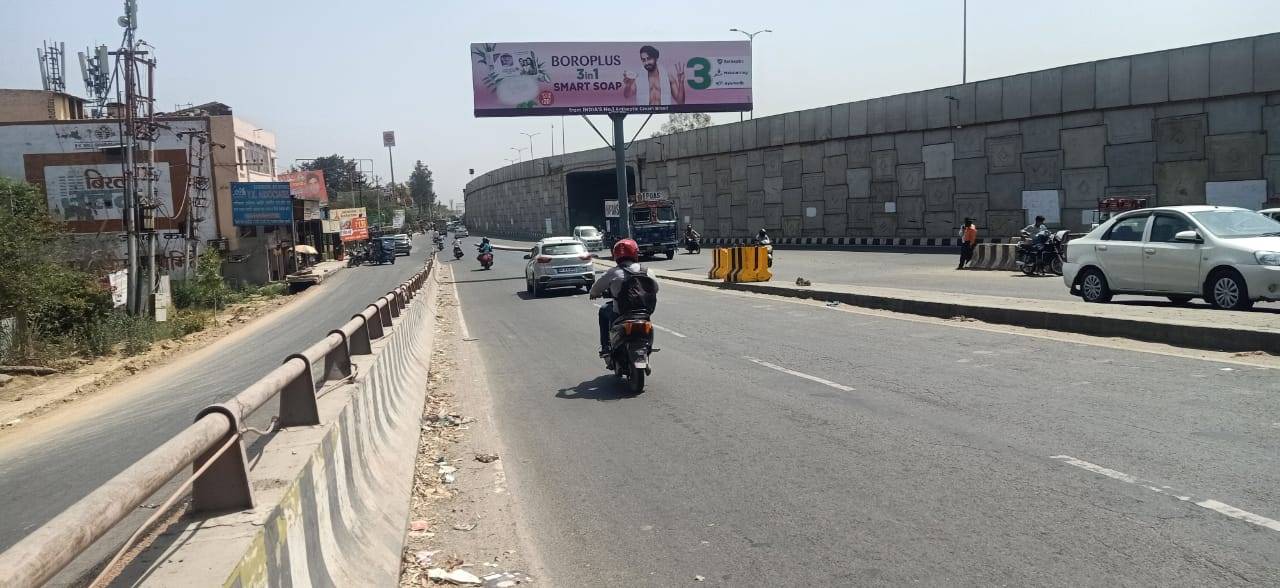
[0,261,437,588]
[726,246,772,283]
[709,248,730,280]
[968,244,1019,271]
[648,268,1280,354]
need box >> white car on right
[1063,205,1280,310]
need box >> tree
[296,155,367,195]
[408,161,436,217]
[651,113,711,137]
[0,178,110,360]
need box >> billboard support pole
[609,113,630,239]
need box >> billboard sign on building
[43,163,174,223]
[331,207,369,242]
[231,182,293,226]
[391,208,405,229]
[470,41,751,116]
[278,170,328,203]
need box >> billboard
[382,131,396,147]
[231,182,293,226]
[278,170,328,203]
[470,41,751,116]
[391,208,405,229]
[331,207,369,242]
[43,163,174,223]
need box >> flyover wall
[465,33,1280,242]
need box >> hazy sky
[2,1,1278,205]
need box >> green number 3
[686,57,711,90]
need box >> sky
[2,0,1278,207]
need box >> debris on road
[948,315,978,322]
[452,522,477,531]
[427,567,482,585]
[410,520,431,532]
[694,574,706,581]
[475,453,499,463]
[415,549,439,567]
[795,277,812,286]
[824,301,840,307]
[480,571,535,586]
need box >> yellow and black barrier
[709,247,732,279]
[725,246,772,283]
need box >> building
[0,89,87,122]
[465,33,1280,242]
[0,96,293,285]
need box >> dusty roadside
[0,290,297,431]
[398,264,542,587]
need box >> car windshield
[654,207,677,222]
[577,228,599,238]
[542,243,585,256]
[1190,210,1280,238]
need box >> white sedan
[1063,205,1280,310]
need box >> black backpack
[615,266,658,316]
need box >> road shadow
[515,288,586,301]
[555,375,639,401]
[1111,299,1280,315]
[447,276,525,285]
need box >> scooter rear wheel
[628,367,646,393]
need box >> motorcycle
[345,246,365,267]
[435,237,445,251]
[453,244,464,260]
[475,244,494,269]
[684,236,701,254]
[1016,229,1066,276]
[601,294,655,394]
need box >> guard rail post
[189,407,254,512]
[376,298,394,328]
[324,330,353,380]
[387,292,402,319]
[360,306,386,340]
[278,355,320,427]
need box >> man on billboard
[623,45,686,106]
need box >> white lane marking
[1050,455,1280,532]
[652,324,687,338]
[591,302,686,338]
[448,265,476,342]
[744,357,854,392]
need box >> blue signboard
[231,182,293,226]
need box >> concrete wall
[466,33,1280,241]
[0,89,86,122]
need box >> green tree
[408,161,436,217]
[296,155,367,194]
[651,113,711,138]
[0,178,111,360]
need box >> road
[0,236,433,559]
[454,247,1279,586]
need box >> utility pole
[730,28,772,121]
[382,132,396,228]
[609,113,631,238]
[962,0,968,84]
[521,131,540,160]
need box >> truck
[627,192,679,260]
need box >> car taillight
[536,255,552,263]
[622,321,652,335]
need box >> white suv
[1063,205,1280,310]
[572,225,604,251]
[524,237,595,297]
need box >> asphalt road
[454,247,1280,586]
[0,236,433,559]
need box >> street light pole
[730,27,771,121]
[520,131,541,160]
[962,0,968,84]
[510,146,526,162]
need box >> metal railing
[0,261,434,587]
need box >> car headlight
[1256,251,1280,266]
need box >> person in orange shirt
[958,218,978,269]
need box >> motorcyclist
[589,239,658,357]
[755,228,771,244]
[1022,216,1048,238]
[476,237,493,254]
[684,225,701,242]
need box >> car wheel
[1206,269,1253,310]
[1079,268,1113,303]
[526,279,534,295]
[1166,295,1193,305]
[532,282,542,298]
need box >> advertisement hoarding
[331,207,369,242]
[391,208,405,229]
[231,182,293,226]
[43,163,174,223]
[470,41,751,117]
[278,170,328,203]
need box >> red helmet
[612,238,639,262]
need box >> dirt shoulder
[398,264,544,587]
[0,292,295,431]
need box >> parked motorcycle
[684,237,701,254]
[1017,229,1066,276]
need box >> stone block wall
[467,34,1280,240]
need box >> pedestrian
[958,217,977,269]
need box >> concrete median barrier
[124,268,440,586]
[651,269,1280,354]
[967,244,1019,271]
